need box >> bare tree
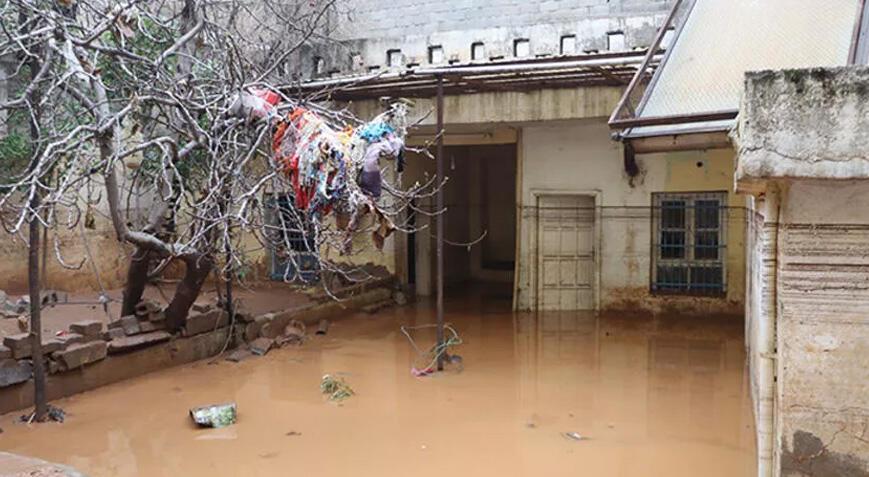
[0,0,438,420]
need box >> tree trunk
[25,20,47,420]
[28,192,47,421]
[121,248,151,317]
[164,255,213,331]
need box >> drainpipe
[757,185,781,477]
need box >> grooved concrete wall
[776,183,869,476]
[736,67,869,476]
[308,0,674,77]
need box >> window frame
[650,191,728,296]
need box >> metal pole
[435,75,445,371]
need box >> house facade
[299,0,750,314]
[296,2,869,474]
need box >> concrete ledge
[0,286,392,415]
[734,67,869,184]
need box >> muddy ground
[0,288,755,476]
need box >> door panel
[537,195,596,311]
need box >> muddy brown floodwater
[0,288,756,477]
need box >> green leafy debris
[320,374,354,402]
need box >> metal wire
[400,323,462,372]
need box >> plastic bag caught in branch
[229,88,281,123]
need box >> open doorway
[404,143,517,304]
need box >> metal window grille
[265,195,319,282]
[652,192,727,295]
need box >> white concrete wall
[308,0,674,76]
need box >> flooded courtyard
[0,290,756,476]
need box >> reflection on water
[0,289,755,477]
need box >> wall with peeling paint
[0,169,134,294]
[736,67,869,477]
[305,0,674,78]
[777,181,869,476]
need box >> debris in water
[445,352,464,372]
[401,324,463,376]
[320,374,354,401]
[48,406,65,423]
[249,337,275,356]
[411,366,433,377]
[316,319,330,335]
[277,320,305,346]
[286,431,301,437]
[190,403,237,428]
[563,432,587,441]
[20,405,65,424]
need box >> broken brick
[119,315,141,336]
[183,309,228,337]
[3,333,31,359]
[249,337,274,356]
[54,341,107,371]
[48,359,62,374]
[56,333,85,347]
[139,321,165,333]
[244,313,274,342]
[107,331,171,354]
[69,320,103,338]
[41,339,64,355]
[135,299,161,317]
[149,310,167,323]
[0,359,32,387]
[103,328,125,341]
[236,310,256,323]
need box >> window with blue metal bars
[265,195,319,282]
[652,192,727,295]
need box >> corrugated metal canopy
[615,0,863,139]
